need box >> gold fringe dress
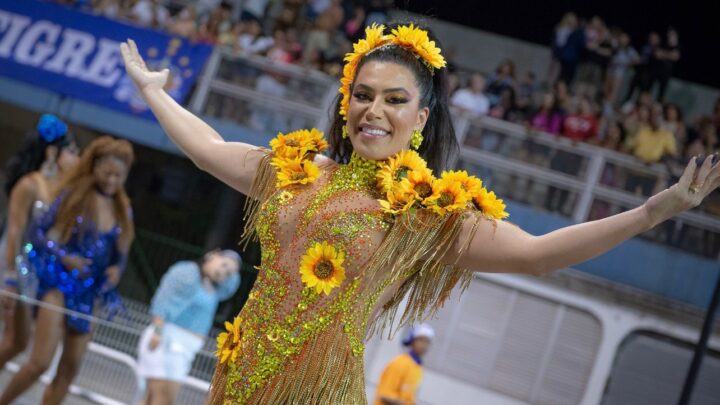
[209,152,488,404]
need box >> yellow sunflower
[304,128,329,154]
[376,150,429,194]
[216,315,242,364]
[299,241,346,295]
[378,187,416,215]
[398,168,436,204]
[270,129,328,159]
[272,156,321,188]
[270,131,312,159]
[473,188,509,220]
[425,177,470,215]
[339,24,390,117]
[440,170,483,197]
[390,24,447,70]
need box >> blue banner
[0,0,212,119]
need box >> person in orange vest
[373,324,435,405]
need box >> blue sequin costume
[27,193,127,333]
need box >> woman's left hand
[148,332,161,351]
[104,265,122,289]
[644,154,719,228]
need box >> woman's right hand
[120,39,169,93]
[148,332,161,351]
[1,284,18,313]
[61,254,92,270]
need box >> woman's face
[542,93,555,109]
[346,61,429,161]
[57,142,80,173]
[93,156,128,196]
[203,253,239,283]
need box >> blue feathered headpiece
[36,114,68,143]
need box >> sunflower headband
[339,24,447,119]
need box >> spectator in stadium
[604,32,639,105]
[0,115,79,375]
[92,0,134,19]
[301,0,344,65]
[372,324,435,405]
[627,108,678,164]
[166,5,199,40]
[548,12,578,84]
[450,73,490,117]
[712,97,720,131]
[563,96,599,143]
[544,97,599,214]
[655,27,681,101]
[488,87,521,122]
[0,137,134,405]
[530,92,564,135]
[624,31,662,103]
[136,250,240,405]
[553,79,573,112]
[662,103,687,151]
[237,18,274,55]
[197,1,233,44]
[556,17,586,85]
[515,71,540,116]
[685,118,719,161]
[486,60,516,107]
[575,17,613,99]
[602,120,628,154]
[129,0,170,29]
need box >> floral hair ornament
[36,114,68,143]
[339,24,447,119]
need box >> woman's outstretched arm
[120,39,264,195]
[449,155,720,276]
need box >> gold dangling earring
[342,125,349,139]
[410,129,423,150]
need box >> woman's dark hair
[663,102,683,122]
[4,117,73,197]
[328,21,458,174]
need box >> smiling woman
[120,19,720,405]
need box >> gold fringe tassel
[367,210,488,338]
[239,150,277,249]
[207,360,229,404]
[248,321,366,404]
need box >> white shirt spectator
[238,34,274,54]
[131,0,170,28]
[451,88,490,116]
[243,0,269,19]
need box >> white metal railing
[453,113,720,251]
[0,290,214,404]
[190,48,338,135]
[184,51,720,256]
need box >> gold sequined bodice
[225,160,394,403]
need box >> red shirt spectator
[563,98,598,141]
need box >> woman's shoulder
[164,261,202,284]
[11,171,41,199]
[314,154,338,171]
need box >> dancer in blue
[0,114,79,373]
[0,136,135,405]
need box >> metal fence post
[573,153,605,223]
[188,48,222,114]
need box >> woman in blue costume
[0,114,80,372]
[0,136,135,405]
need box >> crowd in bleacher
[50,1,720,220]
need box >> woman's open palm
[120,39,168,92]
